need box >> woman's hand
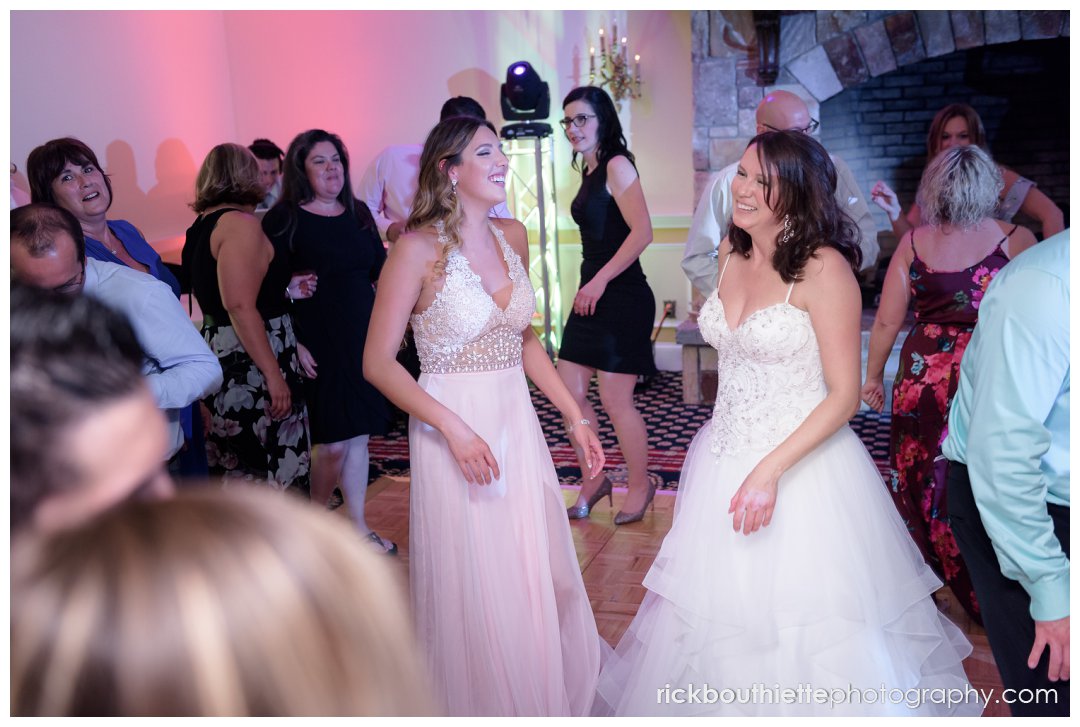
[442,417,500,485]
[287,272,318,300]
[870,181,901,221]
[573,276,608,316]
[728,458,780,535]
[571,425,606,479]
[297,343,318,379]
[860,377,886,413]
[265,369,292,420]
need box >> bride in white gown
[596,131,981,716]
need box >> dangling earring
[780,214,792,246]
[450,177,458,196]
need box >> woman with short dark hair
[27,136,181,296]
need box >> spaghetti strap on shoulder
[908,229,921,262]
[784,280,796,304]
[716,251,734,290]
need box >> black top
[570,151,645,285]
[182,208,292,320]
[261,205,389,442]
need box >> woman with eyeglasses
[870,103,1064,240]
[558,86,657,526]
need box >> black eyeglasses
[763,118,820,135]
[559,113,597,130]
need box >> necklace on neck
[103,226,121,255]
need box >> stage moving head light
[501,61,550,121]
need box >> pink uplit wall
[11,10,692,246]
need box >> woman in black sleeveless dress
[182,143,310,492]
[263,130,395,554]
[558,86,656,525]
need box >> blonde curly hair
[406,116,497,277]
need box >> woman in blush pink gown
[363,115,608,716]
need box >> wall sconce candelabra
[587,21,642,110]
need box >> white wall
[11,11,238,242]
[12,10,692,246]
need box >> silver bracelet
[565,417,590,434]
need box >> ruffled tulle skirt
[596,422,982,716]
[409,365,605,716]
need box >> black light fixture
[500,60,552,139]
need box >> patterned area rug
[369,371,892,491]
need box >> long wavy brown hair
[728,131,861,282]
[406,116,497,278]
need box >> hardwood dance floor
[360,476,1010,717]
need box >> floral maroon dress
[888,227,1016,623]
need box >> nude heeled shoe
[567,476,613,520]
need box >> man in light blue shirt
[942,229,1069,716]
[11,204,223,461]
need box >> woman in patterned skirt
[862,145,1035,620]
[183,143,311,491]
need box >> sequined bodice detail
[411,223,535,374]
[698,292,826,457]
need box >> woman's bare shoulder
[392,227,442,263]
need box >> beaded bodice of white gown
[697,255,827,457]
[410,221,535,374]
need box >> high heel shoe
[613,481,657,525]
[567,476,613,520]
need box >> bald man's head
[756,90,815,134]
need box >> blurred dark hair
[26,137,113,212]
[270,129,376,251]
[248,138,285,164]
[439,96,487,121]
[728,131,862,282]
[561,86,635,172]
[10,284,146,530]
[11,203,87,266]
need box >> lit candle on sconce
[589,46,595,74]
[634,53,640,78]
[599,27,605,54]
[621,37,628,62]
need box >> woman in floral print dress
[183,143,311,492]
[861,145,1035,621]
